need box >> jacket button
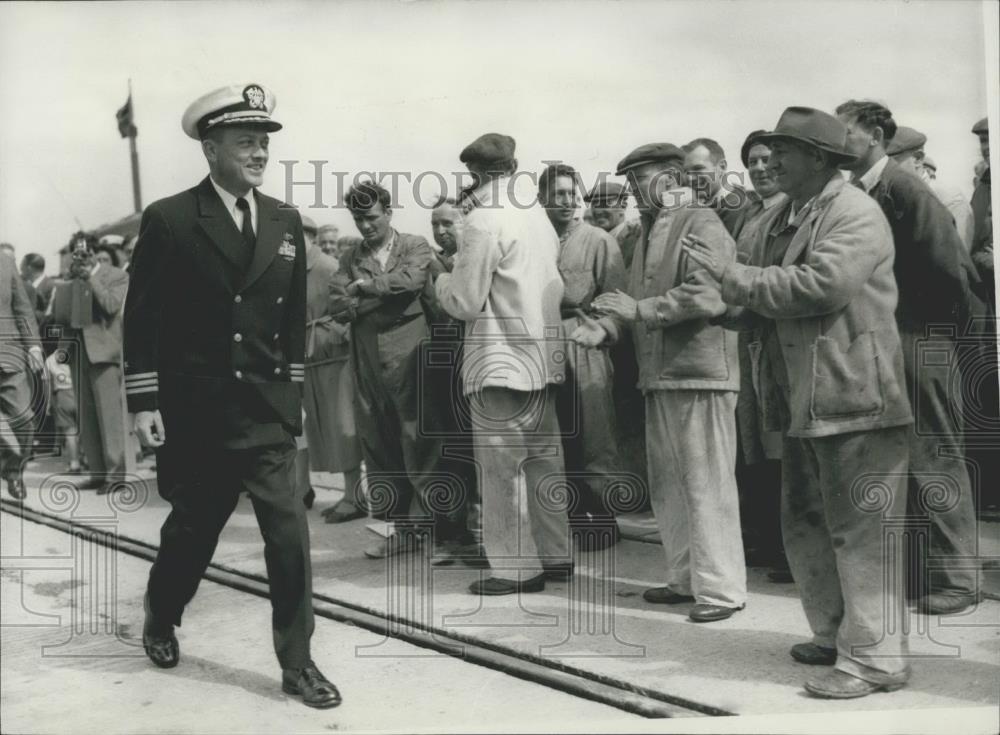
[234,370,243,379]
[274,367,281,375]
[276,297,283,304]
[234,295,242,303]
[233,333,243,343]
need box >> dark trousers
[900,331,978,598]
[0,367,34,479]
[146,435,314,669]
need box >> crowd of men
[0,83,994,706]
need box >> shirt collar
[362,229,396,254]
[761,192,786,210]
[209,175,256,220]
[31,274,45,288]
[855,155,889,193]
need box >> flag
[116,94,137,138]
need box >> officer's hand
[135,410,166,448]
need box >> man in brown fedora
[685,106,913,699]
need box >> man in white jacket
[434,133,571,595]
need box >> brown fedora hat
[758,107,858,163]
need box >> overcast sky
[0,0,991,272]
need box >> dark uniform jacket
[869,158,983,332]
[123,176,306,449]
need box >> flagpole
[128,79,142,213]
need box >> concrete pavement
[3,455,999,724]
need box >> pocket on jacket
[810,331,884,419]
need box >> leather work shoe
[689,603,745,622]
[282,662,342,709]
[918,592,980,615]
[790,642,837,665]
[5,476,26,501]
[142,595,179,669]
[364,533,422,559]
[542,562,574,581]
[804,669,905,699]
[72,474,105,491]
[468,574,546,596]
[642,586,695,605]
[322,497,366,524]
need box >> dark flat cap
[886,125,927,156]
[584,181,627,205]
[972,117,988,135]
[460,133,516,164]
[740,129,770,168]
[615,143,686,175]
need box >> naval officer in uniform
[123,83,340,708]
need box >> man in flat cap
[585,182,627,234]
[434,133,571,595]
[685,106,912,698]
[888,125,974,250]
[590,142,747,624]
[683,137,751,236]
[731,129,791,583]
[836,99,983,617]
[123,83,340,708]
[538,163,627,551]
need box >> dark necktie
[235,196,256,249]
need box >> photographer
[50,233,128,493]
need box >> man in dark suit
[1,251,43,499]
[20,253,55,326]
[683,137,752,236]
[123,83,340,708]
[836,99,983,616]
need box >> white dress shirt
[210,176,258,236]
[855,155,890,194]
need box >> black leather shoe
[143,630,180,668]
[142,594,179,668]
[689,603,745,622]
[282,662,342,709]
[542,562,574,581]
[72,474,105,490]
[642,586,695,604]
[5,476,26,500]
[790,642,837,665]
[469,574,546,596]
